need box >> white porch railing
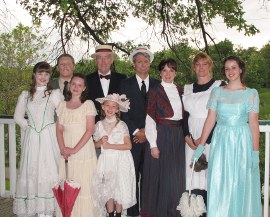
[260,121,270,217]
[0,116,270,216]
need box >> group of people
[12,44,262,217]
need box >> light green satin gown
[206,87,262,217]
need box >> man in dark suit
[86,44,127,156]
[50,54,75,97]
[120,47,160,217]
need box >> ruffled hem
[13,196,56,216]
[176,192,206,217]
[92,171,117,216]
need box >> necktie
[141,80,146,98]
[63,81,69,98]
[100,74,111,80]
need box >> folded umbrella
[52,160,81,217]
[177,160,206,217]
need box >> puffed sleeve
[84,100,97,116]
[56,101,64,118]
[206,87,219,111]
[50,89,64,109]
[14,91,29,130]
[247,89,259,113]
[93,121,102,141]
[120,121,130,137]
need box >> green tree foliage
[18,0,259,55]
[236,47,269,89]
[259,42,270,88]
[0,23,47,115]
[208,39,235,78]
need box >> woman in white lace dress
[13,62,63,217]
[92,93,136,217]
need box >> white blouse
[145,81,182,148]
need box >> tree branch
[71,2,129,55]
[195,0,209,54]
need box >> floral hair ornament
[96,93,130,112]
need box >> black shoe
[108,212,114,217]
[115,213,121,217]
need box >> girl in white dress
[92,93,136,217]
[13,62,63,217]
[56,73,97,217]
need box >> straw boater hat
[91,44,118,59]
[96,93,130,112]
[129,46,154,63]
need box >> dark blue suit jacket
[86,71,127,122]
[120,76,160,136]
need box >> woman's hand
[101,136,111,149]
[151,147,160,159]
[64,147,77,156]
[102,142,111,149]
[194,137,201,146]
[101,135,108,144]
[60,147,70,160]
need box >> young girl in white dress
[92,93,136,217]
[13,62,63,217]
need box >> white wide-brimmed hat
[91,44,118,59]
[129,46,154,63]
[96,93,130,112]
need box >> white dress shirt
[99,70,111,96]
[133,74,150,135]
[136,74,149,92]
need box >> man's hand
[133,128,147,143]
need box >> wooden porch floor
[0,197,16,217]
[0,196,269,217]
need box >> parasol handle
[188,159,196,196]
[65,160,68,179]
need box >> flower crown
[96,93,130,112]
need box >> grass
[6,178,10,190]
[258,88,270,119]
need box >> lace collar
[104,116,117,123]
[36,85,47,91]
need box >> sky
[1,0,270,60]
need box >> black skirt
[141,120,186,217]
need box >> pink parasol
[52,160,81,217]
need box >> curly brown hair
[29,62,53,101]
